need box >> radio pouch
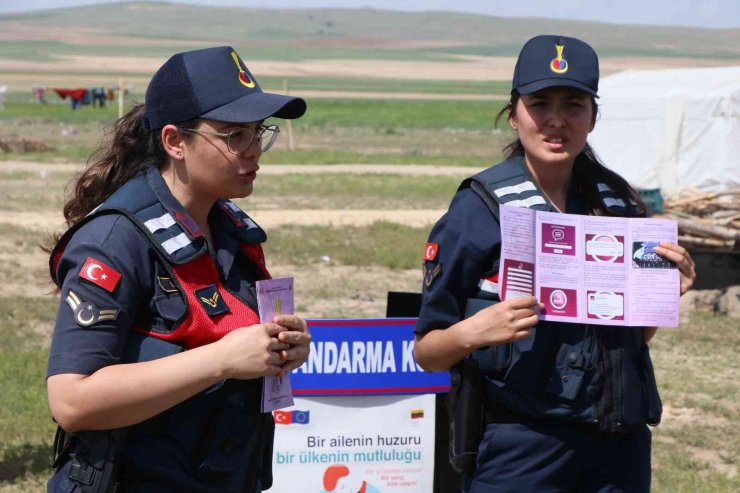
[447,358,485,474]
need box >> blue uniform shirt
[415,188,502,333]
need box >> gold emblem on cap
[550,44,569,74]
[231,51,256,88]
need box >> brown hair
[44,104,199,254]
[495,93,646,217]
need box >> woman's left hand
[654,242,696,296]
[273,314,312,376]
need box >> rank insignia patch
[195,285,230,316]
[423,262,442,288]
[66,290,119,327]
[157,276,179,293]
[79,257,121,293]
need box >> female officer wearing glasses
[46,46,310,492]
[414,35,696,492]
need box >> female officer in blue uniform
[46,46,311,492]
[414,35,696,492]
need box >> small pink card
[256,277,295,411]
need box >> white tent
[589,66,740,197]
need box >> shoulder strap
[462,176,502,222]
[457,157,552,221]
[49,173,209,285]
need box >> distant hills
[2,1,740,63]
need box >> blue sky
[1,0,738,29]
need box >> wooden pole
[118,78,124,119]
[283,79,294,151]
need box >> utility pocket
[47,460,81,493]
[150,268,186,328]
[195,407,263,480]
[640,344,663,425]
[447,359,485,474]
[193,382,264,483]
[152,294,186,323]
[48,430,127,493]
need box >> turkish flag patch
[79,257,121,293]
[423,242,439,261]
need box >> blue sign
[292,318,450,396]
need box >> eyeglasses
[178,124,280,154]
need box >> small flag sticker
[423,242,439,261]
[274,410,310,425]
[79,257,121,293]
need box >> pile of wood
[661,189,740,250]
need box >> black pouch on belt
[447,358,485,474]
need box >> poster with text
[271,394,436,493]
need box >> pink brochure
[256,277,295,411]
[498,205,679,327]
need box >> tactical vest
[49,168,274,492]
[459,156,662,434]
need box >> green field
[0,96,512,166]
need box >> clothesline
[32,86,129,110]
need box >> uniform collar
[512,156,586,214]
[144,165,205,242]
[209,208,241,279]
[565,178,589,214]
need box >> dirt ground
[0,161,482,175]
[0,160,473,232]
[0,160,445,310]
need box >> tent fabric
[588,66,740,197]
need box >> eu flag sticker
[195,284,230,316]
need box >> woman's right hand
[465,296,541,348]
[414,296,541,372]
[215,323,290,380]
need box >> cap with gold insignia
[144,46,306,130]
[512,35,599,97]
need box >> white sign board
[272,394,436,492]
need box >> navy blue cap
[144,46,306,130]
[512,35,599,96]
